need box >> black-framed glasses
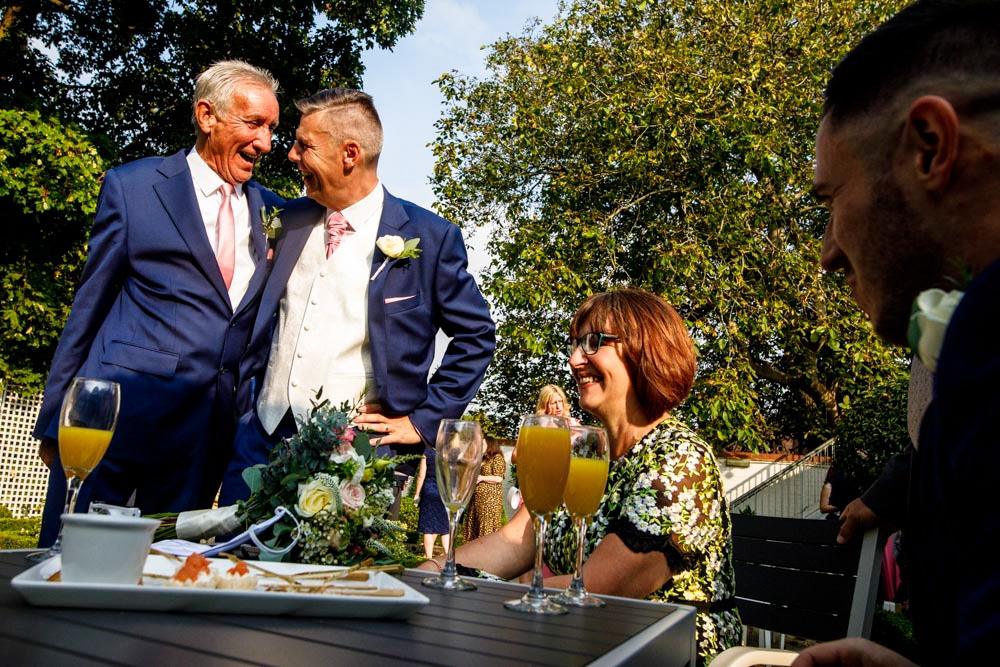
[567,332,620,356]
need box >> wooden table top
[0,551,696,666]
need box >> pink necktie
[216,183,235,289]
[326,210,350,259]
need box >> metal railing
[729,439,835,519]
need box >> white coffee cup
[60,514,161,585]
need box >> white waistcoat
[257,212,378,434]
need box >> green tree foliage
[433,0,910,446]
[0,109,105,389]
[833,372,910,494]
[0,1,423,390]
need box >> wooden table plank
[1,551,695,666]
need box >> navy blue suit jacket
[34,149,282,540]
[909,257,1000,664]
[227,189,494,498]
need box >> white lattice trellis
[0,385,48,517]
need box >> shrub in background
[0,515,42,549]
[834,373,910,493]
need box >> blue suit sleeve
[33,169,130,440]
[408,222,495,443]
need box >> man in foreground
[34,60,283,545]
[219,88,494,504]
[798,0,1000,663]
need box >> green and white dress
[545,416,741,665]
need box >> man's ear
[903,95,959,192]
[343,140,362,169]
[194,99,217,135]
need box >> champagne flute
[27,378,120,563]
[422,419,484,591]
[552,425,610,607]
[504,413,572,615]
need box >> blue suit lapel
[153,150,231,307]
[234,184,273,316]
[246,186,267,262]
[251,198,325,341]
[368,189,411,389]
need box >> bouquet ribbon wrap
[175,506,242,540]
[161,506,301,559]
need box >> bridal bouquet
[157,401,419,566]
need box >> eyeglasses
[567,332,620,356]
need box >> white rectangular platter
[12,555,429,619]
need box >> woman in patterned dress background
[463,436,506,541]
[421,288,740,664]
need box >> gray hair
[191,60,279,136]
[295,88,384,164]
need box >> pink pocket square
[384,295,416,304]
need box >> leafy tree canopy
[433,0,910,447]
[0,108,104,389]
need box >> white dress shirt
[257,182,384,432]
[186,149,255,308]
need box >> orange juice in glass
[504,414,571,615]
[59,426,114,479]
[27,378,121,563]
[516,424,571,514]
[553,424,610,607]
[563,457,609,518]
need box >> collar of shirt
[331,181,384,231]
[186,148,245,202]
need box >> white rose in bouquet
[296,478,336,517]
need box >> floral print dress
[545,417,741,664]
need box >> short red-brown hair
[570,288,696,417]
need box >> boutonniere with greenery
[908,288,964,372]
[370,235,421,282]
[261,206,283,260]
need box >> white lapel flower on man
[908,288,964,372]
[370,234,421,281]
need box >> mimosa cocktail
[563,457,609,517]
[516,425,571,514]
[504,414,571,615]
[553,425,610,607]
[59,426,113,479]
[27,378,120,563]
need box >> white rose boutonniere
[371,235,421,281]
[908,288,964,372]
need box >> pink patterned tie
[216,183,235,289]
[325,210,351,259]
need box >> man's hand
[353,402,422,446]
[38,437,58,468]
[837,498,879,545]
[792,638,918,666]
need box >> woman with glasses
[419,288,739,664]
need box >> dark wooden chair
[711,514,885,666]
[730,513,884,642]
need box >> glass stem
[528,513,548,600]
[568,515,587,595]
[50,476,82,554]
[440,508,462,582]
[65,476,83,514]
